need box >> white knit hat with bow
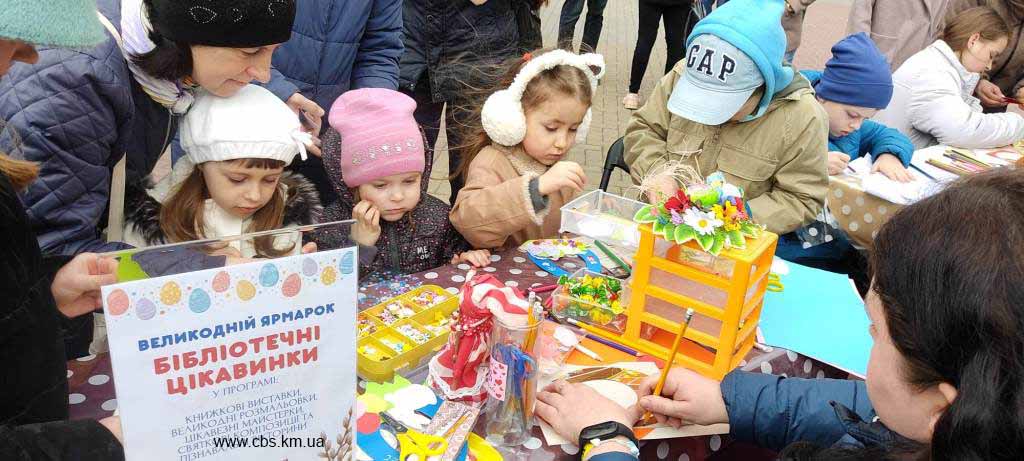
[181,85,310,166]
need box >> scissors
[767,273,784,292]
[379,412,448,461]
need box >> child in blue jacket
[534,169,1024,460]
[776,32,914,273]
[803,32,914,183]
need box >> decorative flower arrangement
[633,172,764,255]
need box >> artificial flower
[720,183,743,201]
[688,185,721,208]
[712,205,725,221]
[670,209,685,225]
[683,208,723,235]
[664,189,691,212]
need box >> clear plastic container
[483,316,542,447]
[560,190,647,249]
[549,269,629,334]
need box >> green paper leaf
[674,225,697,243]
[696,232,714,252]
[662,223,677,239]
[741,222,763,237]
[653,221,665,234]
[709,232,726,255]
[727,229,746,249]
[634,205,656,223]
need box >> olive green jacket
[623,61,829,235]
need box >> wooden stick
[642,308,695,422]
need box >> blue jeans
[558,0,608,52]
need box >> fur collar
[125,171,323,247]
[503,145,550,177]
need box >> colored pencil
[642,308,695,422]
[565,318,641,357]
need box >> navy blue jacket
[399,0,522,102]
[0,0,173,255]
[266,0,403,119]
[802,70,915,166]
[722,370,887,450]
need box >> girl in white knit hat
[123,84,322,258]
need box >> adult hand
[286,93,325,157]
[535,380,641,444]
[452,249,491,267]
[51,254,119,319]
[872,154,913,182]
[637,368,729,428]
[99,416,124,444]
[538,161,586,196]
[976,79,1007,108]
[351,200,382,248]
[827,151,851,176]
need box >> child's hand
[646,175,679,204]
[636,368,729,428]
[301,242,318,254]
[351,200,382,247]
[538,161,587,196]
[872,154,913,182]
[827,151,851,176]
[976,79,1007,108]
[452,249,492,267]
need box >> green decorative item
[1,0,106,49]
[633,172,764,255]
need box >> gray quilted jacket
[0,0,173,256]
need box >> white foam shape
[770,257,790,276]
[582,380,638,408]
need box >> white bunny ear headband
[481,50,607,147]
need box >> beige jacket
[783,0,818,54]
[947,0,1024,96]
[623,61,829,235]
[450,144,577,251]
[847,0,951,71]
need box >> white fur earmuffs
[481,49,606,147]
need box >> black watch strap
[577,421,638,452]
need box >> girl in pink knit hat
[317,88,491,281]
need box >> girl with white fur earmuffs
[450,49,605,251]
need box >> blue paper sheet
[760,260,871,377]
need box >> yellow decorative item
[159,282,182,305]
[581,222,778,380]
[321,266,338,285]
[467,433,503,461]
[236,280,256,301]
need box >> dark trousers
[629,1,694,93]
[558,0,608,52]
[405,74,467,205]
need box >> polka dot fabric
[829,176,904,248]
[67,249,856,460]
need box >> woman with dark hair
[535,168,1024,460]
[1,2,124,459]
[0,0,304,257]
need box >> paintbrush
[641,308,695,423]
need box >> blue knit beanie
[816,33,893,109]
[0,0,105,49]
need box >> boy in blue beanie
[624,0,829,238]
[802,32,914,182]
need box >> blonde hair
[454,49,595,179]
[942,6,1009,53]
[160,158,293,257]
[0,119,38,190]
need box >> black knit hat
[145,0,296,48]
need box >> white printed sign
[102,248,359,461]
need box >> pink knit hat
[329,88,426,187]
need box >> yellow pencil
[642,308,695,423]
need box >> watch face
[580,421,616,440]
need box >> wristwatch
[578,421,639,452]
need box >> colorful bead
[395,324,432,344]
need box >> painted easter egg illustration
[340,251,354,275]
[259,264,280,287]
[189,288,212,313]
[236,280,256,301]
[160,282,182,305]
[106,289,130,316]
[211,271,231,293]
[282,273,301,298]
[136,298,157,320]
[302,258,318,277]
[321,266,337,285]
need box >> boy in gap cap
[624,0,829,238]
